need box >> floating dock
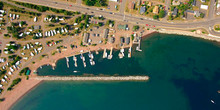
[65,57,69,68]
[103,48,107,58]
[128,46,131,58]
[119,48,124,59]
[73,56,77,67]
[108,47,113,59]
[89,51,95,66]
[80,53,86,67]
[136,36,142,51]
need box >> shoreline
[0,30,219,109]
[0,79,42,110]
[158,29,220,42]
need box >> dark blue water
[12,33,220,110]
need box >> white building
[201,5,208,10]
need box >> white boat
[73,71,78,73]
[211,100,215,104]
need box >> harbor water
[11,33,220,110]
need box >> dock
[128,46,131,58]
[80,53,86,67]
[89,51,95,66]
[33,76,150,81]
[136,36,142,51]
[118,47,124,59]
[73,56,77,67]
[103,48,107,58]
[65,57,69,68]
[108,47,113,59]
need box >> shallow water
[11,33,220,110]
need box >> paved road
[208,0,216,20]
[119,0,126,14]
[12,0,220,34]
[163,0,171,21]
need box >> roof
[194,11,201,17]
[118,24,128,30]
[201,5,208,10]
[125,37,130,44]
[192,0,196,6]
[26,69,30,75]
[153,6,159,14]
[173,8,178,16]
[172,0,180,6]
[83,33,90,43]
[108,37,115,43]
[102,28,109,38]
[129,1,135,9]
[140,6,146,14]
[120,37,125,43]
[186,10,194,14]
[33,25,41,30]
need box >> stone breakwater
[32,76,150,81]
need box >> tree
[168,15,173,20]
[133,25,139,31]
[153,15,159,20]
[159,10,165,18]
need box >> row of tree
[15,1,80,15]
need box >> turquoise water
[11,33,220,110]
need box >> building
[118,24,128,30]
[109,0,118,2]
[33,25,41,30]
[148,2,152,6]
[120,37,125,43]
[125,37,130,45]
[192,0,196,6]
[102,28,109,39]
[194,11,201,17]
[83,33,90,43]
[140,6,146,14]
[153,6,159,14]
[25,69,30,75]
[173,8,178,16]
[172,0,180,6]
[200,5,208,10]
[129,1,135,9]
[108,37,115,43]
[200,0,206,3]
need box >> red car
[69,5,72,6]
[146,24,149,26]
[153,25,156,27]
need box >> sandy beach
[0,79,42,110]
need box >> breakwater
[32,76,149,81]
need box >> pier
[108,47,113,59]
[73,56,77,67]
[103,48,107,58]
[88,51,95,66]
[65,57,69,68]
[136,36,142,51]
[33,76,149,81]
[80,53,86,67]
[128,45,132,58]
[118,47,124,59]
